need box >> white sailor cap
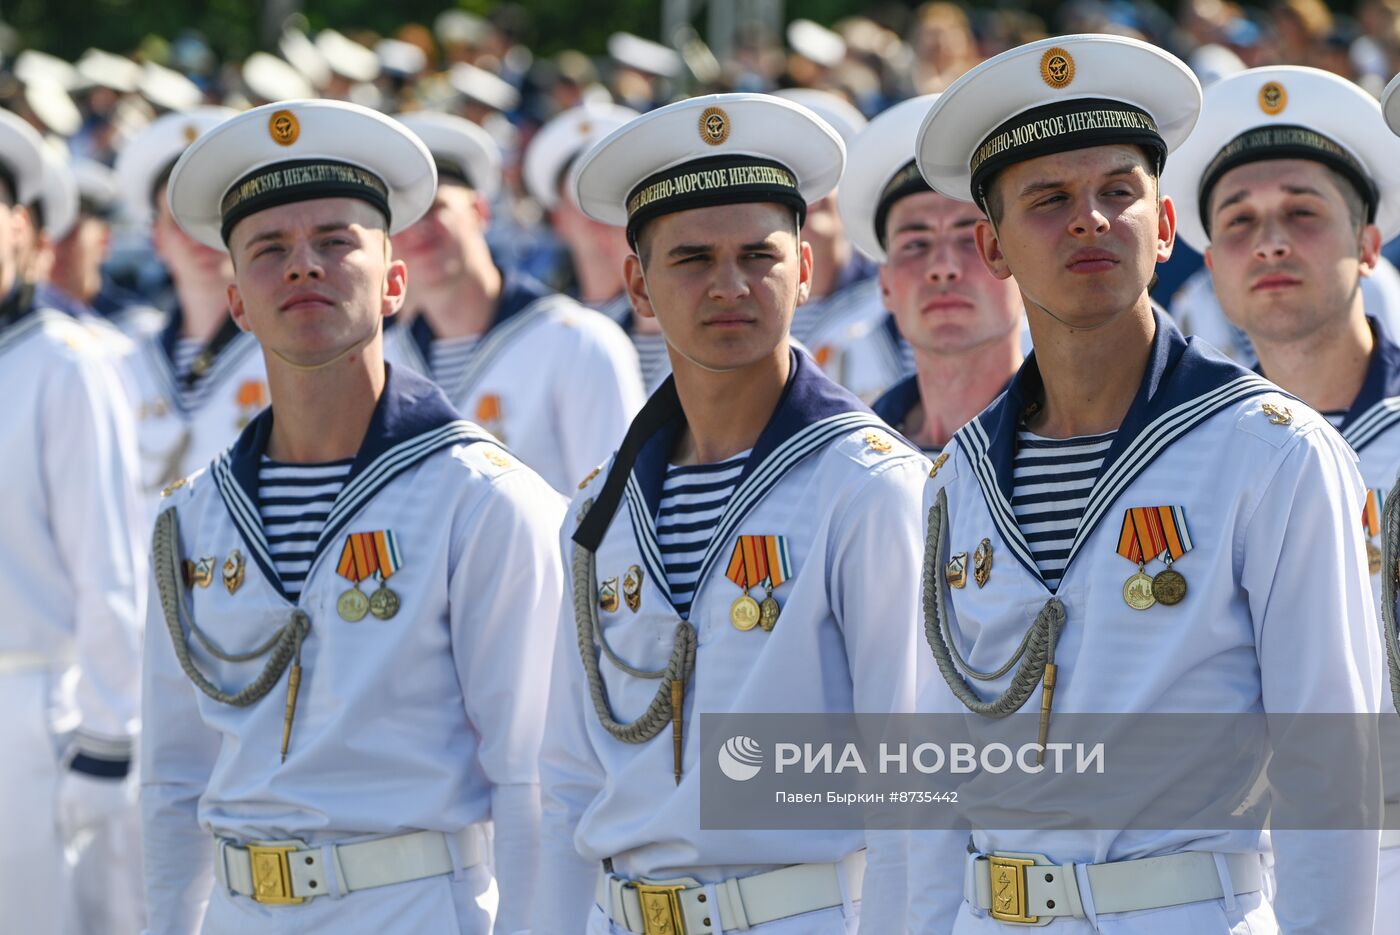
[1163,66,1400,251]
[435,10,491,48]
[114,106,238,226]
[315,29,380,83]
[838,95,940,263]
[71,157,118,217]
[915,34,1201,209]
[448,63,521,113]
[393,111,501,200]
[139,61,204,112]
[36,140,78,240]
[75,49,141,94]
[571,92,845,246]
[14,50,79,91]
[523,103,639,209]
[0,107,50,205]
[23,81,81,137]
[242,52,315,103]
[167,99,437,249]
[279,28,331,88]
[376,39,427,78]
[786,19,846,69]
[1384,72,1400,139]
[769,89,867,143]
[607,32,683,78]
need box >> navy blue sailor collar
[1307,318,1400,453]
[407,269,554,359]
[872,373,921,429]
[156,304,248,384]
[215,363,491,601]
[574,347,882,552]
[956,307,1277,588]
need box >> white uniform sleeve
[553,318,644,491]
[140,543,219,935]
[828,456,929,935]
[1242,426,1381,935]
[535,515,609,934]
[43,346,145,763]
[450,465,566,935]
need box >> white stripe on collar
[145,330,260,416]
[214,419,495,602]
[1343,397,1400,452]
[622,411,886,615]
[449,295,569,404]
[957,373,1276,589]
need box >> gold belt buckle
[987,855,1038,924]
[246,842,305,905]
[631,881,688,935]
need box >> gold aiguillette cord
[281,644,304,763]
[1035,662,1057,765]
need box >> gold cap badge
[269,109,300,147]
[699,106,730,146]
[1258,81,1287,116]
[1040,48,1075,89]
[182,124,198,143]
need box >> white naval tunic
[384,273,644,495]
[792,263,905,404]
[537,350,930,934]
[0,287,146,935]
[596,292,673,396]
[140,366,566,935]
[127,311,269,522]
[909,312,1381,935]
[1303,319,1400,932]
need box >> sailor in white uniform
[536,93,929,935]
[523,103,678,393]
[839,94,1025,455]
[113,107,272,520]
[909,36,1380,933]
[385,111,644,494]
[0,106,146,935]
[142,99,565,935]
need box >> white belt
[597,850,864,934]
[967,850,1262,925]
[0,651,47,676]
[215,826,484,905]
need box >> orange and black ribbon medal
[725,535,792,631]
[1116,506,1192,610]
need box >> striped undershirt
[429,335,482,385]
[633,332,671,393]
[258,456,354,601]
[1011,430,1115,591]
[656,450,750,619]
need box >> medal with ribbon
[1364,489,1385,576]
[1116,506,1193,610]
[336,531,402,621]
[724,535,792,631]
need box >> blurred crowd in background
[8,0,1400,320]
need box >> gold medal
[758,583,780,631]
[1123,569,1156,611]
[730,594,761,630]
[1151,568,1187,606]
[973,538,992,589]
[622,565,643,613]
[1368,540,1383,576]
[369,584,400,620]
[946,552,968,589]
[338,586,370,622]
[223,549,246,595]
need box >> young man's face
[880,190,1023,356]
[226,197,406,366]
[390,181,487,291]
[1204,158,1379,344]
[153,184,234,285]
[976,144,1174,329]
[51,215,109,302]
[625,201,812,373]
